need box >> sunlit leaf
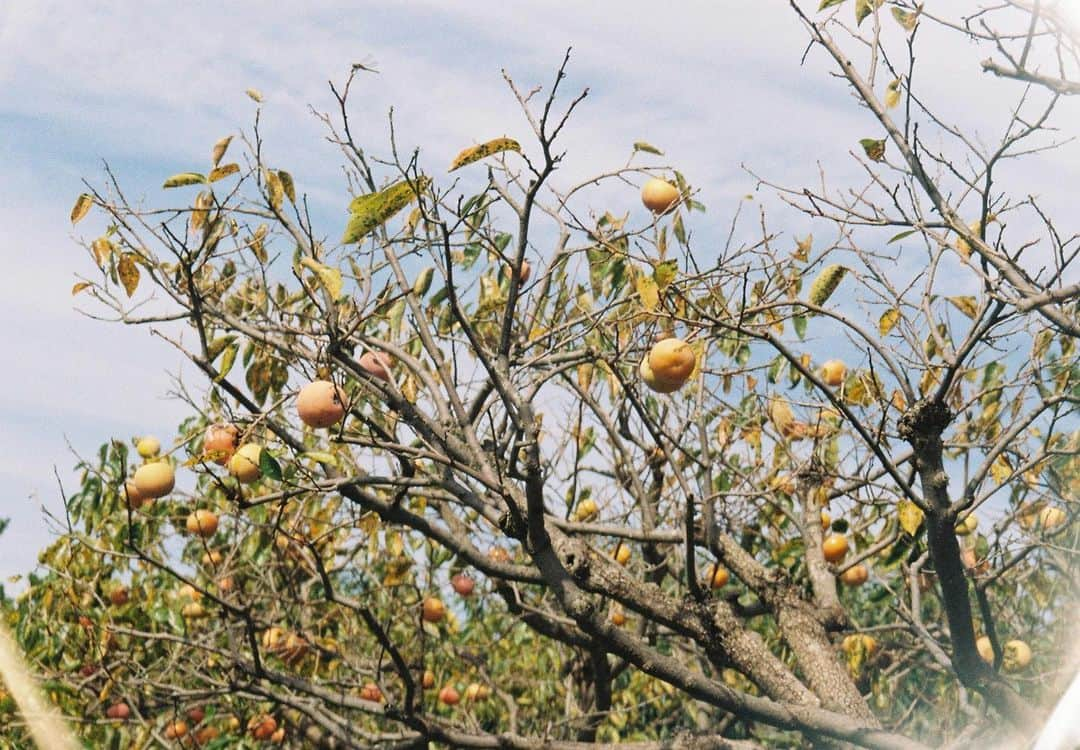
[653,260,678,290]
[947,296,979,319]
[246,88,264,103]
[885,78,902,109]
[265,170,284,210]
[208,163,240,182]
[898,500,924,536]
[819,0,846,9]
[71,194,93,224]
[448,138,521,172]
[300,258,344,300]
[990,455,1012,484]
[879,308,900,336]
[71,281,92,296]
[211,135,233,167]
[794,234,812,262]
[217,344,238,381]
[117,253,140,298]
[413,266,435,297]
[162,172,207,189]
[91,237,115,267]
[636,275,659,311]
[343,178,430,244]
[278,170,296,203]
[855,0,883,26]
[892,6,920,31]
[808,264,848,306]
[888,229,916,244]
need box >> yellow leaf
[808,264,847,306]
[190,191,212,234]
[208,163,240,182]
[278,170,296,203]
[947,296,979,319]
[636,274,660,311]
[210,135,233,167]
[299,258,343,300]
[71,281,92,296]
[577,363,594,391]
[382,556,412,587]
[448,137,521,172]
[898,500,924,536]
[117,253,140,297]
[990,455,1012,484]
[885,78,902,109]
[879,308,900,336]
[343,178,430,244]
[768,398,795,435]
[246,88,263,103]
[794,234,812,261]
[265,170,284,210]
[91,237,114,267]
[71,193,93,224]
[162,172,206,189]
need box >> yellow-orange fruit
[136,436,161,458]
[194,726,220,745]
[954,513,978,536]
[1038,506,1066,530]
[842,634,878,656]
[229,444,263,483]
[839,564,869,586]
[164,720,189,739]
[641,178,680,213]
[821,360,846,387]
[122,479,146,509]
[643,338,695,392]
[823,534,849,563]
[612,543,631,566]
[610,607,627,626]
[575,498,599,522]
[451,574,475,597]
[360,682,384,702]
[297,380,347,428]
[186,706,205,724]
[465,682,490,701]
[359,351,393,382]
[422,670,436,689]
[270,727,285,744]
[203,423,239,465]
[421,597,446,623]
[186,509,219,538]
[201,549,224,567]
[105,702,131,720]
[706,563,729,589]
[438,685,460,705]
[182,602,208,619]
[248,715,278,740]
[488,547,510,564]
[133,461,175,499]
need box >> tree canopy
[2,3,1079,749]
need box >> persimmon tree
[4,3,1079,748]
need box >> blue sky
[1,1,1078,582]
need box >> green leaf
[162,172,207,188]
[653,260,678,290]
[855,0,882,25]
[892,6,919,31]
[448,138,521,172]
[632,141,664,155]
[413,266,435,297]
[259,450,282,481]
[343,178,429,244]
[300,258,344,300]
[859,138,886,162]
[217,343,238,381]
[888,229,916,244]
[71,193,93,224]
[793,315,807,340]
[819,0,847,9]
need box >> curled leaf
[278,170,296,203]
[885,78,902,109]
[448,138,521,172]
[246,88,264,103]
[211,135,233,167]
[632,141,664,155]
[879,308,900,336]
[892,6,919,31]
[163,173,207,189]
[412,266,435,297]
[947,296,979,319]
[808,264,848,307]
[91,237,115,267]
[265,170,284,210]
[855,0,883,25]
[208,163,240,182]
[71,281,92,296]
[71,194,93,224]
